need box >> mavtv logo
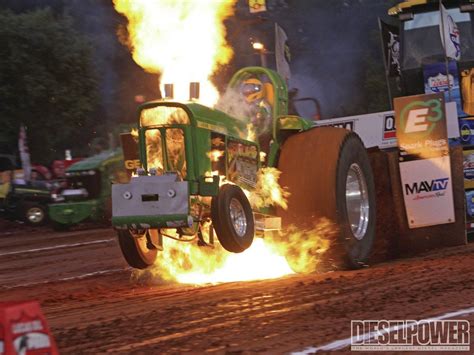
[405,178,449,195]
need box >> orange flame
[113,0,236,106]
[207,149,224,162]
[132,220,334,285]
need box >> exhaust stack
[189,82,200,100]
[164,83,174,99]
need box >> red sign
[0,301,58,355]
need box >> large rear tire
[211,184,255,253]
[277,127,376,270]
[117,229,160,269]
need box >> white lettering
[405,108,429,133]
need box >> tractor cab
[226,67,312,166]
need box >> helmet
[241,77,264,103]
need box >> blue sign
[423,61,468,118]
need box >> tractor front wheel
[211,184,255,253]
[117,229,160,269]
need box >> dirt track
[1,224,474,353]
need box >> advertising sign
[463,149,474,189]
[399,157,455,227]
[227,138,258,189]
[466,190,474,218]
[423,61,467,118]
[395,93,449,161]
[458,117,474,145]
[394,93,455,228]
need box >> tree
[0,8,99,164]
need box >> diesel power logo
[404,177,449,200]
[400,99,443,137]
[383,114,396,140]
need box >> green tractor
[112,67,376,270]
[49,149,128,229]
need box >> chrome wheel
[345,163,369,240]
[27,207,45,224]
[229,198,247,238]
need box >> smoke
[215,86,252,121]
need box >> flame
[207,149,224,162]
[249,167,290,210]
[113,0,236,106]
[132,220,334,285]
[246,123,256,142]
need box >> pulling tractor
[111,67,376,270]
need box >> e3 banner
[394,93,455,228]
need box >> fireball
[113,0,236,106]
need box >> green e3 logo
[401,99,443,137]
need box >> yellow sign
[249,0,266,13]
[462,69,474,115]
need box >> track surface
[1,225,474,353]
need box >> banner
[439,3,461,60]
[395,93,449,161]
[394,93,455,228]
[248,0,266,13]
[423,60,467,118]
[379,19,401,77]
[18,125,31,182]
[275,23,291,83]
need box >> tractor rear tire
[277,127,376,270]
[211,184,255,253]
[117,229,160,269]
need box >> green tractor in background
[112,67,376,271]
[49,149,128,229]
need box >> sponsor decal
[427,73,454,93]
[463,150,474,189]
[404,177,449,200]
[124,159,141,170]
[466,190,474,218]
[227,138,258,188]
[401,99,443,136]
[322,120,354,131]
[383,114,396,140]
[10,313,52,354]
[460,123,472,142]
[423,61,467,118]
[395,93,448,161]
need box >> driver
[241,77,273,138]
